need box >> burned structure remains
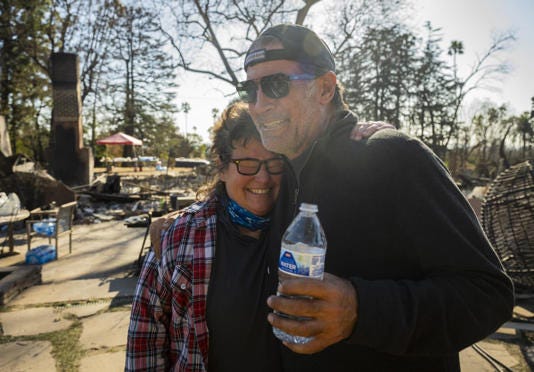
[482,160,534,293]
[49,53,93,186]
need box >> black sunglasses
[236,73,316,103]
[230,157,285,176]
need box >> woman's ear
[318,71,336,105]
[217,159,227,182]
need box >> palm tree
[448,40,464,86]
[181,102,191,137]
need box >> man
[238,24,514,371]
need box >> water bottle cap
[299,203,318,213]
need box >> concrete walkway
[0,220,144,371]
[0,220,530,371]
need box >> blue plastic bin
[26,244,56,264]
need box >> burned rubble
[74,170,208,224]
[0,53,211,230]
[0,152,209,229]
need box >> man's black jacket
[267,110,514,372]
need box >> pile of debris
[74,171,207,224]
[0,153,209,226]
[0,155,77,211]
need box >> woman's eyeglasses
[236,73,316,103]
[230,157,285,176]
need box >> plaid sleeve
[125,251,170,371]
[157,212,211,372]
[126,200,215,372]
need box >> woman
[125,102,392,371]
[126,101,285,371]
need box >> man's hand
[267,272,358,354]
[149,211,181,259]
[351,121,395,140]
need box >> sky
[411,0,534,117]
[174,0,534,143]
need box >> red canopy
[96,132,142,146]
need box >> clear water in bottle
[273,203,327,344]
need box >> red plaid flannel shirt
[126,197,218,371]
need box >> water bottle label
[279,243,325,279]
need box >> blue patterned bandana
[227,197,270,231]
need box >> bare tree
[445,31,516,149]
[42,0,121,146]
[154,0,322,87]
[104,3,177,156]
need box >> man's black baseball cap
[244,24,335,72]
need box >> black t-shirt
[206,204,282,372]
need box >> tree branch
[296,0,321,25]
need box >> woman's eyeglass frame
[230,157,285,176]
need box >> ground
[0,167,533,371]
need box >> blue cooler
[26,245,56,264]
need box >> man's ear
[318,71,336,105]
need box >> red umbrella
[96,132,142,146]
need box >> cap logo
[244,49,267,69]
[244,48,301,70]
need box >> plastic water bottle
[32,218,56,236]
[32,221,45,234]
[273,202,327,344]
[26,244,56,264]
[45,220,56,237]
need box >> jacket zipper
[288,140,319,218]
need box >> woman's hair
[198,101,263,198]
[211,100,262,168]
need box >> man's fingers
[351,121,396,140]
[277,273,343,299]
[350,124,365,140]
[267,294,324,317]
[267,273,358,355]
[149,213,179,259]
[267,313,333,355]
[277,277,329,299]
[282,338,326,355]
[267,312,321,338]
[361,123,380,136]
